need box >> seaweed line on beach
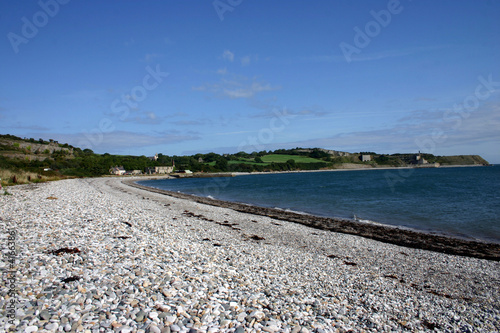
[124,180,500,261]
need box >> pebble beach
[1,177,499,332]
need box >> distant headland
[0,134,489,187]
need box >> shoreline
[2,177,499,332]
[126,179,500,261]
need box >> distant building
[109,166,126,175]
[176,170,193,174]
[415,152,428,165]
[145,166,174,174]
[148,153,159,161]
[131,170,142,175]
[414,152,440,168]
[361,154,372,162]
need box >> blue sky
[1,0,499,162]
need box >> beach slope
[1,178,499,332]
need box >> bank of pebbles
[1,178,499,332]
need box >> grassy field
[206,160,266,166]
[228,160,266,165]
[260,154,324,163]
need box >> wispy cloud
[216,68,228,75]
[307,45,450,64]
[46,130,200,153]
[122,111,163,125]
[124,38,135,47]
[0,122,50,131]
[250,106,329,119]
[203,101,500,155]
[193,74,280,100]
[172,119,210,126]
[222,50,234,62]
[413,97,438,102]
[213,130,254,136]
[241,56,251,66]
[223,81,277,99]
[289,102,500,153]
[142,53,163,63]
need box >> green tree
[215,158,228,171]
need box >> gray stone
[39,310,51,321]
[45,322,59,331]
[148,326,161,333]
[136,310,146,322]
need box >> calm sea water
[138,166,500,243]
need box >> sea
[138,165,500,243]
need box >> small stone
[235,326,245,333]
[250,310,265,321]
[263,325,280,332]
[25,326,38,333]
[136,310,146,322]
[45,322,59,331]
[170,324,181,332]
[148,326,161,333]
[291,327,301,333]
[161,327,171,333]
[39,310,51,321]
[237,312,246,322]
[149,312,159,320]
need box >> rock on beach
[0,177,499,332]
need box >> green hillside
[0,134,491,188]
[261,154,324,163]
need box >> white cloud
[280,102,500,155]
[223,82,277,99]
[142,53,162,62]
[222,50,234,62]
[121,111,161,124]
[216,68,228,75]
[194,75,280,100]
[241,56,251,66]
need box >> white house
[110,166,126,175]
